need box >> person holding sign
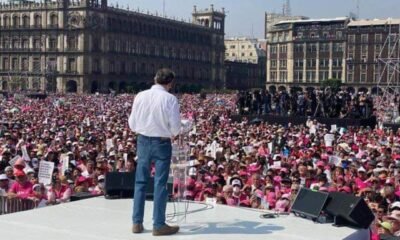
[129,69,181,236]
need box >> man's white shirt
[128,84,181,138]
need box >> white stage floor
[0,197,369,240]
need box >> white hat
[188,167,197,176]
[232,179,242,187]
[391,202,400,210]
[0,174,7,180]
[98,175,105,181]
[207,161,215,167]
[358,167,366,173]
[32,184,41,190]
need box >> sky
[109,0,400,38]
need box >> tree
[321,79,342,92]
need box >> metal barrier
[0,196,38,215]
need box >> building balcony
[47,24,59,29]
[65,70,79,75]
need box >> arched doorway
[358,87,368,94]
[108,82,116,91]
[119,82,127,93]
[371,87,382,95]
[305,87,315,93]
[268,85,276,94]
[278,85,286,92]
[66,80,77,93]
[91,81,98,93]
[347,87,356,94]
[2,81,7,91]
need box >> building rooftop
[348,18,400,27]
[276,17,349,26]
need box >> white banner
[9,155,21,166]
[21,145,31,161]
[324,134,335,147]
[60,154,69,176]
[38,161,55,185]
[106,139,114,152]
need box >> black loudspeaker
[104,172,174,199]
[105,172,135,199]
[291,188,330,219]
[324,192,375,229]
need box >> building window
[48,58,57,72]
[67,58,77,73]
[279,60,287,68]
[333,59,342,68]
[270,46,277,54]
[294,59,304,68]
[279,45,287,53]
[294,44,303,53]
[92,59,100,73]
[21,58,28,71]
[332,71,342,79]
[12,38,19,48]
[306,71,315,82]
[375,34,382,43]
[374,44,382,56]
[271,60,277,68]
[348,45,355,59]
[333,43,343,52]
[307,43,317,52]
[22,39,29,49]
[306,59,316,68]
[2,58,9,70]
[320,59,329,68]
[360,72,367,83]
[319,43,329,52]
[280,71,287,82]
[49,37,57,49]
[294,71,303,82]
[12,15,20,27]
[11,58,18,70]
[320,71,329,81]
[336,31,343,39]
[361,45,368,59]
[2,38,10,49]
[3,16,10,27]
[34,38,41,49]
[68,36,78,50]
[50,14,58,26]
[22,15,29,27]
[34,15,41,27]
[374,66,381,82]
[230,45,235,49]
[361,34,368,44]
[348,34,355,43]
[270,71,277,81]
[32,58,40,72]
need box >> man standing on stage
[129,68,181,236]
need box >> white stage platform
[0,197,369,240]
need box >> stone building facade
[224,38,266,89]
[346,19,400,94]
[266,17,349,92]
[0,1,225,93]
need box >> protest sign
[38,161,55,185]
[60,154,69,176]
[324,134,335,147]
[21,145,31,161]
[9,155,21,166]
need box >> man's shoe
[152,224,179,236]
[132,224,144,234]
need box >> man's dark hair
[154,68,175,85]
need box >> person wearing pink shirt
[47,176,71,205]
[8,169,33,199]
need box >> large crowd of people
[237,89,375,119]
[0,92,399,238]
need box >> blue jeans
[132,135,172,229]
